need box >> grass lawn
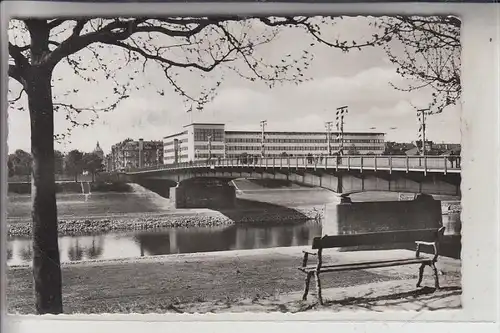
[6,248,461,314]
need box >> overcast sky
[7,16,461,155]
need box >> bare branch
[47,19,67,30]
[8,64,25,85]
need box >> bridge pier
[170,179,236,209]
[323,193,443,236]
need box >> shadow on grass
[264,285,462,313]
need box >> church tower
[93,141,104,160]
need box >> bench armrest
[415,241,435,246]
[302,250,317,267]
[415,241,439,262]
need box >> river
[6,212,461,266]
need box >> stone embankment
[7,206,325,238]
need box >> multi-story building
[108,138,163,171]
[163,123,385,164]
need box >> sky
[7,16,461,155]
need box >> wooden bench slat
[298,257,432,273]
[312,227,443,249]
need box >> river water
[6,212,461,266]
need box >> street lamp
[260,120,267,158]
[207,134,212,160]
[336,106,348,155]
[325,121,333,155]
[417,108,430,156]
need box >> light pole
[325,121,333,155]
[336,106,348,155]
[417,108,430,156]
[260,120,267,158]
[207,134,212,160]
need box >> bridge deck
[125,155,461,175]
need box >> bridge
[123,155,461,209]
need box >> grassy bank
[6,247,461,314]
[7,183,327,237]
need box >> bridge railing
[126,155,461,174]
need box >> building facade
[108,138,163,171]
[163,123,385,164]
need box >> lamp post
[417,108,430,156]
[336,106,348,155]
[260,120,267,158]
[207,134,212,161]
[325,121,333,155]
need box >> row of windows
[194,153,224,159]
[226,138,384,144]
[164,147,188,153]
[194,128,224,142]
[164,154,188,161]
[194,144,225,150]
[226,146,383,152]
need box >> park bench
[299,226,446,304]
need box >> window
[194,128,224,142]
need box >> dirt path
[7,247,461,314]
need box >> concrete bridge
[124,155,461,209]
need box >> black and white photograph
[4,7,470,316]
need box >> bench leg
[302,272,313,301]
[314,272,323,305]
[416,263,426,288]
[430,262,440,289]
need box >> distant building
[404,141,460,156]
[105,154,113,173]
[108,138,163,171]
[163,123,386,164]
[432,143,461,152]
[93,141,104,160]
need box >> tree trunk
[27,67,63,314]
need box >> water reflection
[68,239,84,261]
[86,237,104,259]
[134,222,321,257]
[6,214,461,266]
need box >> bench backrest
[312,227,445,250]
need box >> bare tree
[8,15,460,314]
[304,15,461,113]
[7,16,315,314]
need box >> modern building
[163,123,385,164]
[108,138,163,171]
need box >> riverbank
[7,205,323,238]
[6,246,461,314]
[6,182,459,238]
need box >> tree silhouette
[54,150,65,175]
[346,145,359,155]
[8,149,33,181]
[7,15,460,314]
[65,149,84,182]
[82,152,104,182]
